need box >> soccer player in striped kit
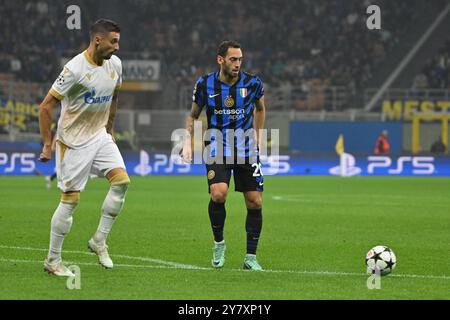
[182,41,266,270]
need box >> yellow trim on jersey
[61,192,80,205]
[83,50,104,67]
[57,140,69,162]
[49,88,64,101]
[108,172,131,186]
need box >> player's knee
[60,192,80,207]
[52,193,78,236]
[246,197,262,209]
[103,184,128,217]
[108,170,131,187]
[210,188,228,203]
[51,213,73,236]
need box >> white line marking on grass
[273,193,447,201]
[271,195,450,208]
[110,253,208,270]
[1,257,450,281]
[0,245,207,270]
[258,268,450,281]
[0,258,179,270]
[1,244,450,280]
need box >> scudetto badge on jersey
[240,88,247,98]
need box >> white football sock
[93,184,128,245]
[48,202,76,262]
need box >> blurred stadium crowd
[1,0,441,89]
[0,0,95,83]
[413,39,450,90]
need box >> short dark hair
[90,19,120,38]
[217,40,241,57]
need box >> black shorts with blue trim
[205,158,264,193]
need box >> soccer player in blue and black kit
[182,41,266,271]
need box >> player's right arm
[182,76,206,163]
[38,93,60,162]
[39,65,77,161]
[182,102,202,163]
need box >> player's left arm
[106,89,119,141]
[254,96,266,150]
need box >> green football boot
[211,241,226,268]
[243,255,263,271]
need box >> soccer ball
[365,245,397,276]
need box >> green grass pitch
[0,176,449,299]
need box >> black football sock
[246,208,262,255]
[208,199,226,243]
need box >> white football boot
[44,257,75,277]
[87,238,113,269]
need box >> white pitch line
[272,193,449,201]
[256,268,450,281]
[1,245,450,281]
[110,253,208,270]
[271,195,450,208]
[0,258,178,270]
[0,244,207,270]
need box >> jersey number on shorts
[252,163,263,177]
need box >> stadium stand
[414,38,450,89]
[1,0,449,151]
[0,0,436,91]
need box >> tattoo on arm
[186,104,202,136]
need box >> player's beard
[224,65,239,79]
[104,51,114,59]
[95,45,113,60]
[100,47,115,60]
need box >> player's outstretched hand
[39,145,52,162]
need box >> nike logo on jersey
[209,93,220,98]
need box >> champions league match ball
[365,245,397,276]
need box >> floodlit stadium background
[1,0,449,300]
[1,0,450,176]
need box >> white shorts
[56,133,126,192]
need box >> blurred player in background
[182,41,266,270]
[38,19,130,276]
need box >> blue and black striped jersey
[192,71,264,160]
